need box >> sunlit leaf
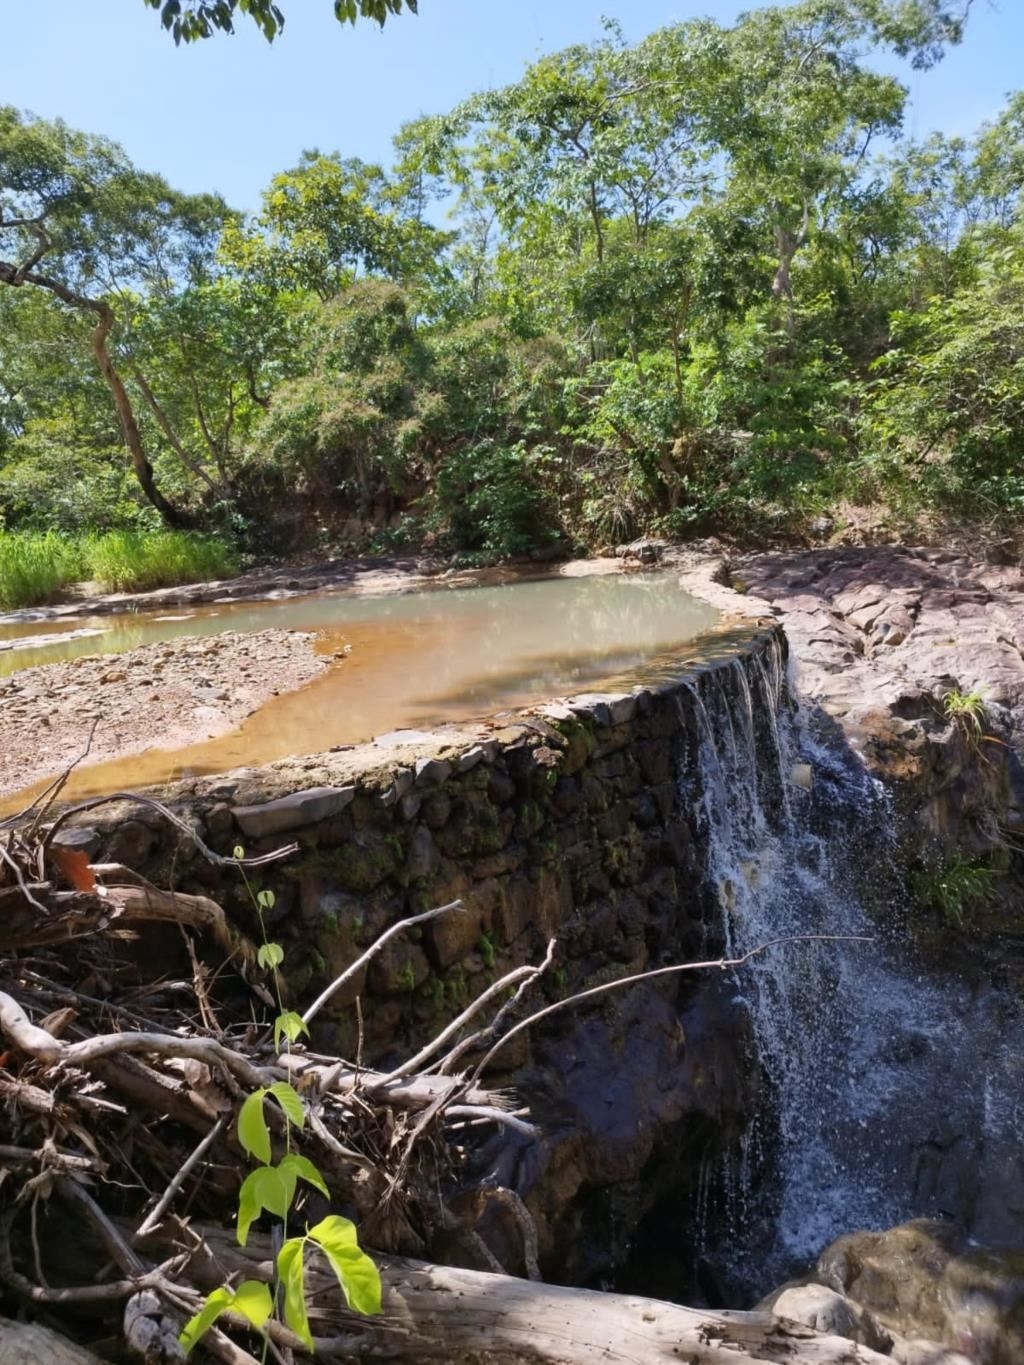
[278,1151,329,1198]
[237,1164,290,1245]
[274,1010,310,1051]
[231,1278,274,1329]
[278,1235,313,1348]
[237,1088,271,1164]
[269,1079,306,1130]
[257,942,285,969]
[308,1215,383,1316]
[179,1285,234,1352]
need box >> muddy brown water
[1,572,721,804]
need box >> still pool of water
[2,571,721,799]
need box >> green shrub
[911,854,997,927]
[431,441,559,561]
[84,531,239,592]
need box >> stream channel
[0,569,720,800]
[8,566,1024,1352]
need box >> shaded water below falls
[679,643,1024,1302]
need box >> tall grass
[0,533,86,609]
[0,530,240,609]
[85,531,239,593]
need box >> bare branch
[470,934,874,1082]
[301,900,464,1027]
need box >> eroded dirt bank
[0,628,327,799]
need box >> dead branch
[0,790,886,1365]
[38,791,298,870]
[135,1116,227,1239]
[470,933,875,1082]
[301,900,464,1027]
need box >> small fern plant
[180,849,382,1355]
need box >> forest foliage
[1,0,1020,565]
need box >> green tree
[0,106,229,522]
[221,152,447,302]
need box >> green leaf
[231,1278,274,1330]
[179,1285,234,1352]
[237,1165,290,1245]
[237,1089,271,1164]
[278,1235,313,1348]
[257,942,284,969]
[233,845,245,860]
[278,1152,329,1198]
[269,1080,306,1130]
[308,1215,383,1316]
[257,888,276,910]
[274,1010,310,1051]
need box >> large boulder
[816,1219,1024,1365]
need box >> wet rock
[615,537,667,563]
[406,824,439,881]
[455,745,485,774]
[414,756,452,786]
[817,1219,1024,1365]
[103,819,155,868]
[366,939,431,995]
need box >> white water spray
[682,640,1024,1295]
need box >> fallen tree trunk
[370,1263,893,1364]
[175,1236,890,1362]
[161,1225,891,1364]
[0,1317,104,1365]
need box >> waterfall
[681,638,1024,1299]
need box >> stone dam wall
[61,623,781,1286]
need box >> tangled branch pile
[0,786,892,1364]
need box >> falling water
[681,640,1024,1299]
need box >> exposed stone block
[232,785,355,838]
[415,756,453,785]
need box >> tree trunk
[90,306,184,526]
[130,364,228,500]
[365,1262,893,1364]
[771,203,811,339]
[0,258,183,526]
[172,1228,894,1365]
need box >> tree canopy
[6,0,1019,558]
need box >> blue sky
[1,1,1018,211]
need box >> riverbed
[0,568,719,808]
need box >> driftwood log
[0,1317,105,1365]
[0,789,887,1363]
[129,1220,893,1364]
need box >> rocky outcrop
[812,1220,1024,1365]
[678,545,1024,886]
